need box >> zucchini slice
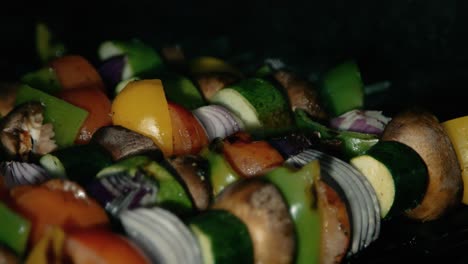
[350,141,428,219]
[210,78,294,137]
[39,143,113,185]
[187,210,253,264]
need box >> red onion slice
[268,132,317,159]
[192,105,244,141]
[330,110,391,135]
[98,55,126,88]
[85,171,158,214]
[1,161,50,188]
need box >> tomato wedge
[10,179,109,246]
[50,55,106,93]
[168,102,208,156]
[65,229,151,264]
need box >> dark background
[2,0,468,262]
[1,0,468,121]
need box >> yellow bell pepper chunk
[112,79,173,156]
[25,226,65,264]
[442,116,468,204]
[189,56,242,77]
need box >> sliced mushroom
[0,101,57,161]
[91,125,162,161]
[273,70,328,121]
[167,155,212,210]
[212,178,295,264]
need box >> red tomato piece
[10,179,109,246]
[65,229,151,264]
[50,55,106,93]
[168,102,208,156]
[58,88,112,144]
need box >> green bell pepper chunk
[319,60,364,117]
[199,141,240,196]
[294,109,378,160]
[0,202,31,256]
[265,161,321,264]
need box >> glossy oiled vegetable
[442,116,468,204]
[0,102,57,161]
[167,155,212,210]
[96,156,194,214]
[169,102,208,156]
[64,229,151,264]
[199,142,240,196]
[187,210,253,264]
[210,78,293,137]
[1,161,50,188]
[0,202,31,256]
[112,79,173,156]
[222,132,284,177]
[265,161,321,264]
[58,88,112,144]
[39,143,113,185]
[24,226,65,264]
[381,108,463,221]
[315,176,351,264]
[286,149,381,255]
[91,125,162,161]
[294,109,378,160]
[14,85,88,148]
[351,141,428,219]
[212,179,295,264]
[272,69,328,121]
[319,61,364,117]
[99,39,164,81]
[120,207,202,264]
[50,55,106,92]
[10,179,109,245]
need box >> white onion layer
[192,105,244,141]
[120,207,203,264]
[1,161,50,188]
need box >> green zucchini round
[351,141,428,219]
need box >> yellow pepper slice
[25,226,65,264]
[442,116,468,204]
[112,79,173,156]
